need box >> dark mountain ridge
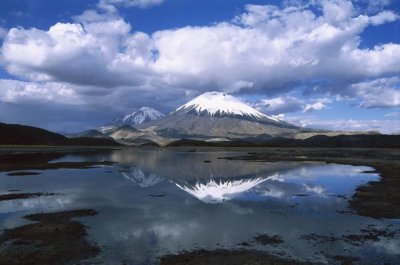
[0,123,121,146]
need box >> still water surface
[0,148,399,264]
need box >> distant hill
[64,129,112,139]
[167,134,400,148]
[0,123,121,146]
[99,107,165,133]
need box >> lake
[0,148,399,264]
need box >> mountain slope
[135,91,307,140]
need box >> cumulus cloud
[350,77,400,108]
[0,79,80,104]
[303,98,331,112]
[0,0,399,132]
[369,10,399,25]
[253,96,304,115]
[254,96,331,114]
[284,115,400,134]
[1,1,399,97]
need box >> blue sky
[0,0,399,133]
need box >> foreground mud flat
[0,209,100,265]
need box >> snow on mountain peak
[108,107,165,127]
[123,107,164,125]
[175,91,280,122]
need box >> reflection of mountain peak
[118,167,164,188]
[173,176,275,203]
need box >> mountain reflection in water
[1,148,399,265]
[174,176,273,203]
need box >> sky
[0,0,399,133]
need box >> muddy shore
[0,209,100,265]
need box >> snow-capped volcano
[107,107,165,127]
[131,91,304,141]
[174,91,280,122]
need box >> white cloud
[0,1,399,117]
[350,77,400,108]
[303,98,331,112]
[0,79,80,104]
[322,0,354,25]
[369,10,399,25]
[98,0,164,11]
[1,18,149,87]
[254,96,331,114]
[284,115,400,134]
[253,96,304,114]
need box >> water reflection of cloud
[303,184,326,195]
[288,165,375,181]
[0,195,72,213]
[262,188,285,198]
